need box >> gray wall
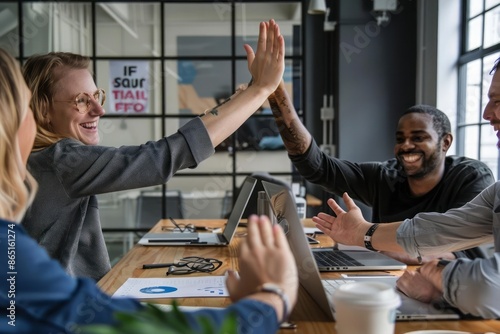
[305,0,418,217]
[337,0,417,162]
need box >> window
[3,1,304,261]
[458,0,500,179]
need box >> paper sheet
[303,227,323,234]
[113,276,229,299]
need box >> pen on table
[142,263,174,269]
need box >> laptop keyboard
[314,251,364,267]
[322,279,356,298]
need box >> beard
[397,143,442,180]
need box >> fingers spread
[342,192,357,210]
[327,198,345,216]
[313,215,333,233]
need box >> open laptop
[261,181,463,321]
[138,176,257,246]
[262,182,406,272]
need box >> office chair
[135,189,184,229]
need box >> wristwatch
[257,283,289,323]
[363,223,379,251]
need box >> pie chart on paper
[140,286,178,294]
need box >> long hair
[22,52,90,151]
[0,49,37,222]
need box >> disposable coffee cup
[332,281,401,334]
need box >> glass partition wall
[2,1,304,263]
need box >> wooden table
[99,219,500,333]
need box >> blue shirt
[0,220,279,333]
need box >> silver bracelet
[257,283,289,323]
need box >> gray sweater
[398,182,500,318]
[21,117,213,281]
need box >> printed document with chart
[113,276,229,299]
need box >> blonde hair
[22,52,91,151]
[0,49,37,221]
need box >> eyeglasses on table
[162,217,218,233]
[165,256,223,276]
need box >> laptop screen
[261,180,335,320]
[222,177,257,242]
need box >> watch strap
[257,283,289,323]
[363,223,380,251]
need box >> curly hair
[0,49,37,221]
[402,104,452,139]
[22,52,90,151]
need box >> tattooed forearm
[283,120,310,155]
[268,93,310,155]
[268,95,284,125]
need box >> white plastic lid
[332,281,401,309]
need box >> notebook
[261,181,463,321]
[138,177,257,246]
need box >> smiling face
[48,68,105,145]
[483,69,500,148]
[394,113,450,179]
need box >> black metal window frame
[457,0,500,172]
[11,0,306,221]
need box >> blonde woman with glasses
[0,35,298,333]
[21,20,285,281]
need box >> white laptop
[261,181,463,321]
[138,177,257,246]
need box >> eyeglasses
[162,224,198,233]
[53,89,106,114]
[166,256,223,276]
[163,217,218,233]
[163,217,197,233]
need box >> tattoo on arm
[284,121,310,155]
[201,97,230,117]
[208,108,219,116]
[268,94,309,155]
